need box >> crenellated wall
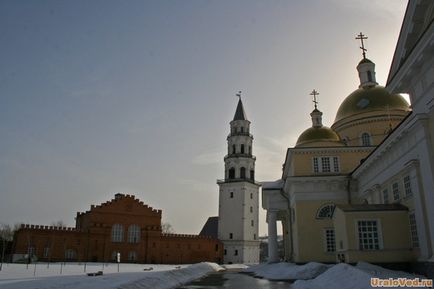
[13,194,223,264]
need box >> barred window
[361,133,372,146]
[382,189,389,204]
[313,157,319,173]
[325,229,336,252]
[357,220,380,250]
[112,224,124,243]
[321,157,331,172]
[313,157,339,173]
[404,176,413,197]
[392,182,400,201]
[128,225,140,243]
[333,157,340,172]
[409,213,419,248]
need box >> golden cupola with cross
[331,33,411,147]
[296,90,344,148]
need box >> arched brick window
[128,225,140,243]
[112,224,124,242]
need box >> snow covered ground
[245,261,430,289]
[244,262,330,280]
[0,262,223,289]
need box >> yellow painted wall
[291,149,372,176]
[333,208,415,263]
[293,200,346,263]
[332,110,408,147]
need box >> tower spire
[233,91,247,121]
[356,32,368,59]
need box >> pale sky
[0,0,407,236]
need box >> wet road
[177,271,292,289]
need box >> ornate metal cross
[356,32,368,59]
[310,89,319,109]
[236,91,242,100]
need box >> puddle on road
[177,271,293,289]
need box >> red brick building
[13,194,223,264]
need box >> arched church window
[232,145,236,154]
[229,168,235,179]
[112,224,124,243]
[128,225,140,243]
[241,127,244,133]
[241,144,245,154]
[361,133,372,146]
[367,71,372,82]
[240,167,246,179]
[316,204,336,219]
[248,146,252,154]
[250,169,254,181]
[230,192,234,198]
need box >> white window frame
[355,219,383,251]
[312,156,340,173]
[409,212,419,248]
[382,188,389,204]
[392,182,400,201]
[324,228,336,252]
[361,132,372,146]
[403,176,413,198]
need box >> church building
[262,0,433,275]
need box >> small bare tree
[0,224,15,271]
[161,222,174,234]
[50,220,67,228]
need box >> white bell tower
[217,93,260,264]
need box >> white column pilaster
[267,210,279,263]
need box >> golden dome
[334,85,410,123]
[296,126,342,147]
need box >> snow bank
[118,262,224,289]
[222,264,249,270]
[244,262,330,280]
[293,262,426,289]
[0,262,223,289]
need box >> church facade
[13,193,223,264]
[262,0,434,274]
